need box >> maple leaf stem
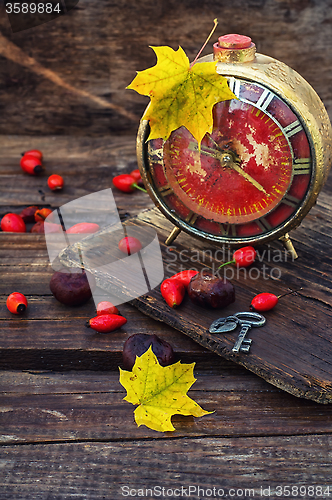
[190,18,218,69]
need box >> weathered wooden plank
[1,435,332,500]
[0,135,136,160]
[0,367,256,395]
[0,314,205,353]
[0,174,151,208]
[0,135,152,212]
[0,0,331,138]
[0,295,213,370]
[1,370,332,445]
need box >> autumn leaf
[127,45,236,147]
[119,345,212,432]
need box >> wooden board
[60,197,332,404]
[0,0,331,137]
[2,433,332,499]
[4,369,332,445]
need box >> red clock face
[145,79,312,241]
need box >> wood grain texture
[0,0,331,136]
[2,367,332,498]
[2,370,332,446]
[1,435,332,499]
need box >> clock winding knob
[213,34,256,62]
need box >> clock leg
[279,233,298,260]
[165,227,182,245]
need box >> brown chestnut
[123,333,175,370]
[49,269,93,306]
[188,270,235,309]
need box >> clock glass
[145,78,312,242]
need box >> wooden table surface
[1,0,332,497]
[1,134,332,499]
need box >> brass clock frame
[136,50,332,256]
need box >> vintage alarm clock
[136,34,332,258]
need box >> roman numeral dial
[145,77,312,242]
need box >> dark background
[0,0,331,137]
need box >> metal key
[209,315,240,334]
[231,312,266,353]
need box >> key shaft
[232,324,251,353]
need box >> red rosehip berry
[161,279,186,308]
[219,246,256,269]
[66,222,100,234]
[113,174,146,193]
[233,246,256,267]
[34,208,52,222]
[86,314,127,333]
[47,174,64,191]
[250,289,303,312]
[130,168,145,187]
[31,221,45,233]
[129,169,141,182]
[118,236,142,255]
[20,154,43,175]
[1,213,26,233]
[96,301,119,316]
[6,292,28,314]
[22,149,43,161]
[250,293,279,312]
[169,270,199,288]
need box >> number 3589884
[5,3,61,14]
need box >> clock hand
[189,142,270,197]
[188,141,269,196]
[188,142,221,160]
[226,159,270,197]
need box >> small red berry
[22,149,43,161]
[250,293,279,312]
[34,208,52,222]
[19,206,39,223]
[96,301,119,316]
[6,292,28,314]
[233,246,256,267]
[86,313,127,333]
[113,174,137,193]
[169,270,199,288]
[130,168,145,187]
[113,174,146,193]
[118,236,142,255]
[219,246,256,269]
[20,155,43,175]
[250,288,302,312]
[130,169,141,182]
[31,221,45,233]
[66,222,100,234]
[1,213,26,233]
[161,279,186,308]
[47,174,64,191]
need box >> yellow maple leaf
[119,345,212,432]
[127,45,236,147]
